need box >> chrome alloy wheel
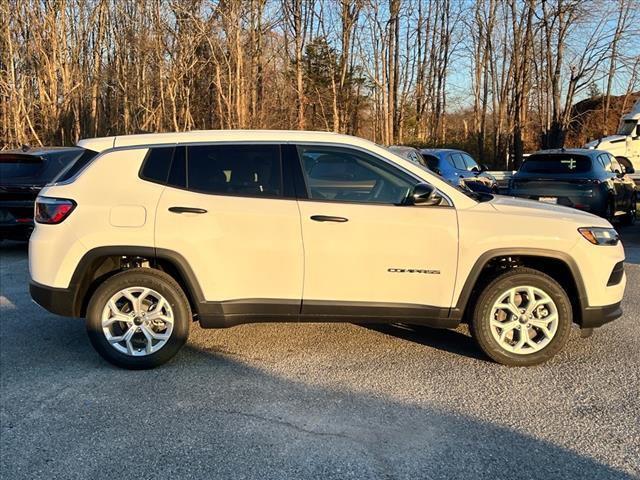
[489,286,558,355]
[101,287,174,356]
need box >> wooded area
[1,0,639,167]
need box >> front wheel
[470,268,572,366]
[86,268,191,369]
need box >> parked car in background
[0,147,89,241]
[420,149,498,193]
[387,146,428,168]
[508,148,636,224]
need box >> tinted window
[1,150,83,184]
[422,154,440,171]
[55,149,98,183]
[0,156,42,181]
[168,146,186,188]
[297,145,414,204]
[140,147,175,184]
[520,154,591,174]
[186,144,281,196]
[449,153,466,170]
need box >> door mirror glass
[625,164,635,174]
[407,183,443,206]
[481,163,490,172]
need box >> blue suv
[420,149,498,193]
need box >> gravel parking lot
[1,225,639,479]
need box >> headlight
[578,227,619,246]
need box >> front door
[294,144,459,319]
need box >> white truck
[585,99,640,177]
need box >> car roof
[388,145,417,151]
[77,130,378,153]
[419,148,464,155]
[1,146,82,156]
[527,148,605,158]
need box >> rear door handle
[169,206,207,214]
[310,215,348,223]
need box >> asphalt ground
[1,223,639,479]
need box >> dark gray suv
[508,148,636,224]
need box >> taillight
[35,197,76,224]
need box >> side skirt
[197,299,460,329]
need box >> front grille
[607,261,625,286]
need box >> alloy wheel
[489,285,558,355]
[101,287,174,356]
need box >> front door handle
[310,215,348,223]
[169,206,208,214]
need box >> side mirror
[481,163,490,172]
[625,165,635,174]
[406,183,443,206]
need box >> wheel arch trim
[451,248,587,322]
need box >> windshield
[617,120,637,136]
[520,154,591,174]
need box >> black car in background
[0,147,86,240]
[419,149,498,193]
[508,148,636,224]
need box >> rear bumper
[580,301,623,329]
[29,280,77,317]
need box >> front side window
[186,144,282,196]
[297,145,414,205]
[462,154,479,171]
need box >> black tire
[605,199,616,223]
[620,193,636,226]
[86,268,191,369]
[470,267,572,366]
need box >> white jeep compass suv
[29,130,626,368]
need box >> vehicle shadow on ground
[360,323,489,362]
[1,301,635,479]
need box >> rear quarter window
[520,154,592,174]
[54,149,99,183]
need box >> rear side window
[449,153,466,170]
[55,149,99,183]
[140,147,175,184]
[186,144,282,197]
[520,154,591,174]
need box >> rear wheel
[86,268,191,369]
[470,268,572,366]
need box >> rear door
[154,143,304,314]
[294,144,458,318]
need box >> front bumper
[30,280,78,317]
[580,301,623,329]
